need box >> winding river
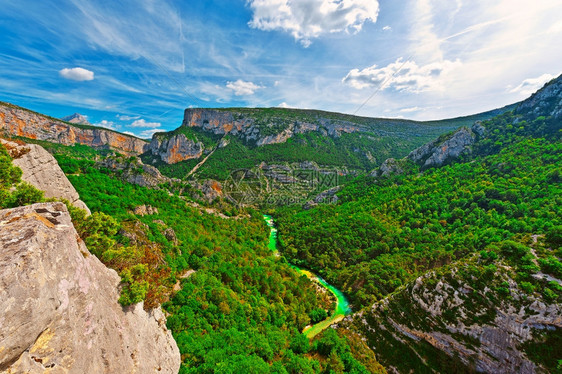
[263,215,352,338]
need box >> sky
[0,0,561,138]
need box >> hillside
[275,74,562,372]
[143,105,514,183]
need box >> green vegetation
[0,142,44,208]
[146,105,511,182]
[37,148,374,372]
[276,109,561,309]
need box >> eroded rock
[0,202,180,374]
[1,139,90,214]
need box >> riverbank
[263,215,351,339]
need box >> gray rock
[0,139,90,214]
[98,156,175,188]
[407,126,477,169]
[0,202,180,374]
[370,158,405,177]
[515,74,562,120]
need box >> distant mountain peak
[61,113,91,126]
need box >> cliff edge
[0,103,148,155]
[0,202,180,373]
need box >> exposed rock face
[190,179,223,202]
[407,122,485,169]
[303,186,341,210]
[0,202,180,374]
[370,158,406,177]
[0,139,90,214]
[181,108,361,146]
[98,156,177,188]
[515,74,562,120]
[348,255,562,374]
[0,103,148,155]
[148,133,204,164]
[61,113,91,126]
[133,205,159,216]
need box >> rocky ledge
[1,139,90,214]
[0,103,148,155]
[0,202,180,373]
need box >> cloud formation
[131,119,161,128]
[342,58,462,93]
[137,128,162,139]
[59,67,94,81]
[247,0,379,46]
[94,120,118,130]
[509,73,555,96]
[226,79,263,95]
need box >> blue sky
[1,0,561,138]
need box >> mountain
[0,102,148,155]
[61,112,91,126]
[276,74,562,372]
[143,105,515,182]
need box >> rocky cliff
[0,139,90,214]
[0,103,148,155]
[0,202,180,373]
[148,133,204,164]
[406,121,486,169]
[182,108,360,144]
[345,252,562,373]
[515,74,562,120]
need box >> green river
[263,215,352,338]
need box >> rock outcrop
[407,122,485,169]
[515,74,562,120]
[97,156,178,188]
[0,202,180,374]
[0,139,90,214]
[0,103,148,155]
[148,133,204,164]
[181,108,361,146]
[347,254,562,374]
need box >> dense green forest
[0,140,379,373]
[276,110,562,309]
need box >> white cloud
[400,106,421,113]
[226,79,263,96]
[508,73,555,96]
[247,0,379,46]
[117,114,141,121]
[382,25,391,31]
[277,102,292,108]
[130,119,161,128]
[342,58,462,93]
[59,67,94,81]
[138,128,162,139]
[94,120,118,130]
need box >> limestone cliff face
[407,122,485,169]
[0,202,180,374]
[515,74,562,120]
[0,103,148,155]
[0,139,90,214]
[181,108,361,145]
[148,133,204,164]
[347,254,562,373]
